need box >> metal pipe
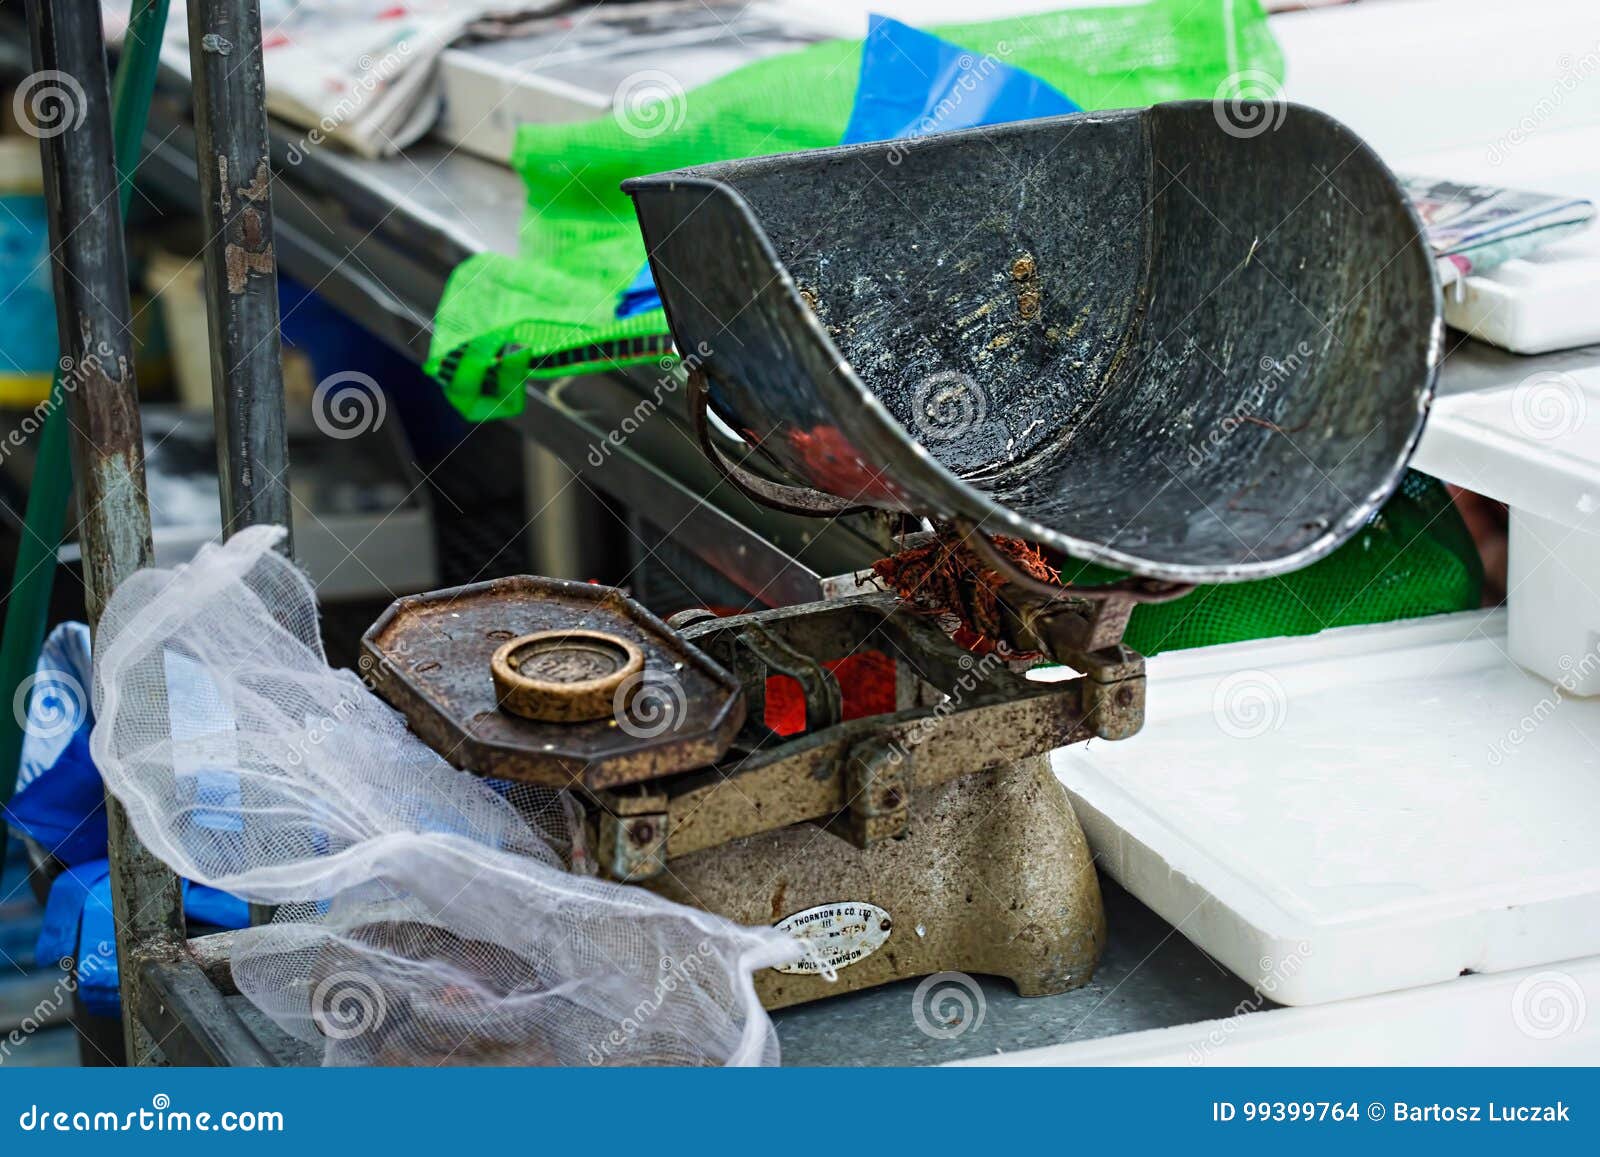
[0,0,170,876]
[24,0,185,1065]
[187,0,292,550]
[187,0,290,931]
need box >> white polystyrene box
[1443,230,1600,356]
[1044,609,1600,1007]
[1507,510,1600,697]
[1411,367,1600,694]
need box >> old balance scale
[362,103,1440,1008]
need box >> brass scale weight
[363,103,1441,1008]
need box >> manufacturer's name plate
[773,902,892,975]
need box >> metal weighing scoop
[624,101,1441,583]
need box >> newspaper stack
[1403,175,1597,287]
[103,1,564,158]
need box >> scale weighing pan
[624,101,1441,584]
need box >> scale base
[646,754,1106,1009]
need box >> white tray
[1047,609,1600,1006]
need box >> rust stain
[241,207,263,248]
[1011,251,1043,321]
[220,156,276,293]
[953,298,995,329]
[71,324,142,445]
[240,158,271,203]
[225,241,275,294]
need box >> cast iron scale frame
[360,522,1190,1005]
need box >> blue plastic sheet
[617,262,663,320]
[840,14,1079,145]
[33,858,245,1015]
[6,622,249,1016]
[7,726,107,868]
[615,14,1079,320]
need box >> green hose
[1,0,171,868]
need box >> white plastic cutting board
[1047,609,1600,1006]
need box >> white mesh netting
[89,525,800,1065]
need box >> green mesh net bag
[425,0,1285,420]
[1063,470,1483,657]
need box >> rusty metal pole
[24,0,186,1065]
[186,0,290,930]
[186,0,293,550]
